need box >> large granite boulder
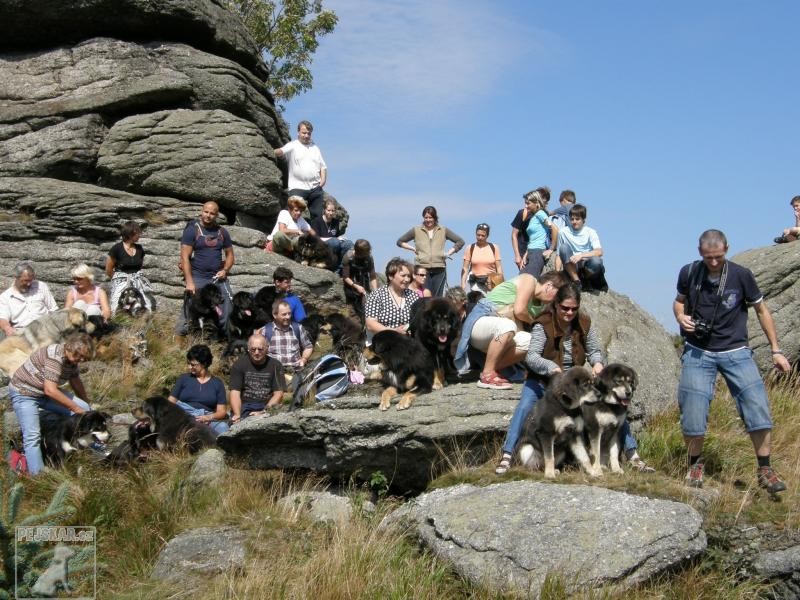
[217,386,520,494]
[732,243,800,371]
[0,0,351,313]
[383,481,706,597]
[580,290,680,428]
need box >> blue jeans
[678,345,772,436]
[325,238,354,271]
[175,400,229,434]
[9,385,91,475]
[501,378,638,455]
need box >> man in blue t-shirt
[175,201,235,335]
[674,229,791,493]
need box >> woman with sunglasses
[64,263,111,322]
[397,206,464,297]
[495,283,652,474]
[409,265,433,299]
[168,344,229,434]
[461,223,503,294]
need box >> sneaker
[757,466,787,494]
[477,371,512,390]
[495,452,513,475]
[685,462,704,488]
[774,235,790,244]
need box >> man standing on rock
[0,262,57,338]
[674,229,790,492]
[274,120,327,220]
[175,201,235,336]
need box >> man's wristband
[772,350,784,356]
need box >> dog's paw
[379,400,390,411]
[397,401,410,410]
[589,466,603,478]
[611,465,624,475]
[432,382,443,391]
[544,469,558,479]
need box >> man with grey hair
[674,229,791,493]
[0,262,57,337]
[273,120,327,220]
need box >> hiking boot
[757,466,787,494]
[774,235,789,244]
[477,371,512,390]
[685,462,704,488]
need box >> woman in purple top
[168,344,228,434]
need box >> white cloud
[313,0,558,118]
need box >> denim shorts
[678,345,772,436]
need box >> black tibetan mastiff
[409,297,461,389]
[187,284,225,339]
[363,330,434,411]
[131,395,217,453]
[321,313,365,369]
[296,233,336,270]
[40,410,111,466]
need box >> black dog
[253,285,278,325]
[362,330,434,411]
[582,363,638,476]
[131,395,217,453]
[107,418,158,465]
[86,315,118,339]
[226,291,259,343]
[409,297,460,389]
[517,367,598,479]
[301,312,326,347]
[117,286,148,317]
[187,284,225,339]
[40,410,111,466]
[321,313,365,369]
[296,233,336,270]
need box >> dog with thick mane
[0,308,89,376]
[409,297,460,389]
[117,286,148,317]
[132,395,216,452]
[187,284,225,339]
[107,417,159,465]
[296,233,336,270]
[582,363,638,475]
[39,410,111,466]
[517,367,598,478]
[362,330,434,411]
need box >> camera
[692,316,712,342]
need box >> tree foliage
[226,0,338,103]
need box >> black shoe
[774,235,789,244]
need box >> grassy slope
[4,317,800,599]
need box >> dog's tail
[518,443,535,468]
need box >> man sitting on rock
[273,120,327,220]
[557,203,608,292]
[261,300,313,372]
[773,195,800,244]
[230,333,286,421]
[0,262,58,338]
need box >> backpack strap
[262,321,302,344]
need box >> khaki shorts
[469,316,531,354]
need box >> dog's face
[595,363,638,407]
[72,411,111,447]
[231,292,254,317]
[118,287,146,315]
[297,234,324,258]
[419,298,460,350]
[554,367,598,410]
[132,396,166,429]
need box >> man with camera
[674,229,791,492]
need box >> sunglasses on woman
[558,304,578,313]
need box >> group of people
[4,111,794,495]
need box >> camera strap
[687,260,728,327]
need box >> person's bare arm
[513,274,536,323]
[217,246,234,280]
[754,300,791,372]
[673,294,694,331]
[319,167,327,188]
[229,389,242,422]
[0,319,14,337]
[98,288,112,321]
[181,243,195,292]
[44,378,87,413]
[266,390,284,408]
[105,255,115,279]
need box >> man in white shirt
[0,262,58,337]
[557,204,608,292]
[274,120,327,220]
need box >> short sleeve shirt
[230,355,287,416]
[365,286,419,329]
[170,373,226,411]
[525,210,552,250]
[181,220,232,278]
[676,260,762,352]
[108,242,145,273]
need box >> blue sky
[281,1,799,331]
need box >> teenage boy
[774,195,800,244]
[557,203,608,292]
[272,266,306,322]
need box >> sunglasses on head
[476,223,489,231]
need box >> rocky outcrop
[152,526,246,582]
[732,243,800,371]
[580,290,680,427]
[0,0,352,312]
[382,481,706,597]
[217,387,520,494]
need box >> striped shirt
[10,344,79,397]
[525,323,604,376]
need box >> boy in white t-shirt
[557,203,608,292]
